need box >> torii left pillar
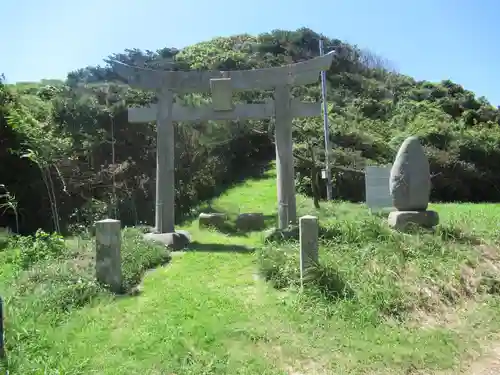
[155,88,175,234]
[143,88,191,250]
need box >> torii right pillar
[274,84,297,229]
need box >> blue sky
[3,0,500,105]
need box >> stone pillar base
[143,230,191,251]
[388,210,439,231]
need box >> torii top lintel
[112,51,335,93]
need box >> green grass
[2,169,500,374]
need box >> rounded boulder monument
[388,136,439,231]
[389,136,431,211]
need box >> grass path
[4,170,500,374]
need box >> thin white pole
[319,39,333,200]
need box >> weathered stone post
[95,219,122,293]
[388,136,439,230]
[299,215,319,288]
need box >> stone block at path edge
[388,210,439,231]
[198,213,227,230]
[236,213,265,231]
[143,230,191,251]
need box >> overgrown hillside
[2,27,500,234]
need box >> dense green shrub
[0,228,171,373]
[120,227,171,291]
[4,230,66,269]
[1,228,170,312]
[0,77,273,234]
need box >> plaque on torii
[112,51,334,245]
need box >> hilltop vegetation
[2,27,500,234]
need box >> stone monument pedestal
[143,230,191,251]
[388,136,440,232]
[388,210,439,231]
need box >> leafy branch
[6,100,72,233]
[0,184,19,233]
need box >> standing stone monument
[387,136,439,230]
[112,52,334,246]
[365,165,393,213]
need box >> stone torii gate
[112,52,334,246]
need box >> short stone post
[299,215,319,288]
[95,219,122,293]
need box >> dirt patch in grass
[464,342,500,375]
[407,242,500,329]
